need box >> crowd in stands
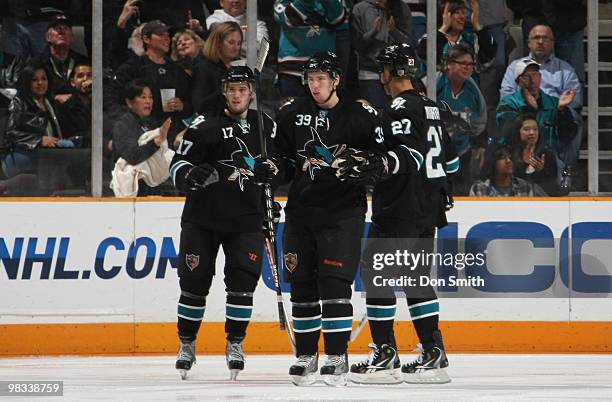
[0,0,588,197]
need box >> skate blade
[178,369,189,380]
[291,373,316,386]
[350,369,403,384]
[229,369,241,381]
[403,368,451,384]
[322,373,348,387]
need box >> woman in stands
[112,79,171,196]
[1,63,63,179]
[191,21,242,114]
[508,113,560,196]
[171,29,206,77]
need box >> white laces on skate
[406,343,425,366]
[295,355,316,367]
[227,342,244,363]
[323,354,346,368]
[177,342,195,362]
[354,343,381,368]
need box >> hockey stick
[253,38,296,353]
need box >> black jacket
[31,49,89,98]
[108,55,192,129]
[4,95,62,151]
[55,87,91,141]
[191,57,226,114]
[112,111,159,165]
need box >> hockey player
[169,66,278,381]
[334,44,458,384]
[274,52,383,386]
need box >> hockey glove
[441,188,454,211]
[185,163,219,190]
[253,157,279,185]
[263,201,282,239]
[332,148,392,185]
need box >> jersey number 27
[426,126,445,179]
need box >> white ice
[1,354,612,401]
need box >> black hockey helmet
[220,65,256,87]
[375,43,418,78]
[302,52,342,84]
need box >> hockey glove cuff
[332,148,394,185]
[185,163,219,190]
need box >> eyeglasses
[450,60,476,67]
[529,35,553,43]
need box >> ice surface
[1,354,612,401]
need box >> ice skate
[350,343,402,384]
[320,353,349,386]
[226,340,245,380]
[289,353,318,386]
[401,343,450,384]
[175,340,196,380]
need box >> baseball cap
[142,20,172,37]
[515,58,540,80]
[48,14,72,30]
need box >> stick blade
[255,38,270,73]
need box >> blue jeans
[1,149,36,178]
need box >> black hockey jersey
[275,97,384,224]
[373,89,459,231]
[169,108,277,232]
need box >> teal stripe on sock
[226,305,252,319]
[409,302,439,319]
[321,319,353,331]
[177,305,204,319]
[366,306,396,319]
[293,317,321,331]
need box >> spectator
[0,1,67,60]
[108,19,191,142]
[107,0,144,71]
[274,0,346,98]
[111,79,173,196]
[433,43,487,195]
[56,62,92,142]
[417,0,497,77]
[497,58,576,172]
[191,21,242,114]
[171,29,205,77]
[500,24,582,179]
[138,0,207,36]
[206,0,269,60]
[508,113,560,195]
[506,0,586,84]
[351,0,411,109]
[469,143,546,196]
[1,63,62,179]
[32,14,89,101]
[405,0,426,48]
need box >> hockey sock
[406,297,439,346]
[177,277,210,341]
[365,297,397,346]
[224,269,258,342]
[225,290,253,342]
[291,280,321,356]
[320,277,353,356]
